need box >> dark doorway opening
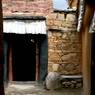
[12,34,36,81]
[4,33,48,81]
[4,34,36,81]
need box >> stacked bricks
[2,0,53,16]
[46,12,77,32]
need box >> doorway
[4,34,37,81]
[4,33,48,81]
[12,34,36,81]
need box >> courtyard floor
[4,81,83,95]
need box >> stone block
[62,63,82,74]
[61,78,83,88]
[46,13,58,19]
[61,32,81,42]
[48,51,81,64]
[52,64,60,72]
[48,25,59,30]
[66,14,76,22]
[62,52,81,63]
[53,20,62,27]
[46,19,54,26]
[57,13,65,20]
[48,31,81,43]
[63,21,76,29]
[48,64,53,72]
[48,62,82,74]
[55,42,81,52]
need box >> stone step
[61,75,82,79]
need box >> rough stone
[46,13,58,19]
[48,31,82,74]
[66,14,77,22]
[61,78,83,88]
[45,72,61,90]
[57,13,65,20]
[53,20,62,27]
[46,19,54,26]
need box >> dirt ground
[4,81,83,95]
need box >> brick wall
[2,0,82,75]
[2,0,53,16]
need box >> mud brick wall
[47,12,82,75]
[2,0,53,16]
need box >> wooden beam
[36,42,40,81]
[81,4,95,95]
[82,27,91,95]
[8,45,13,81]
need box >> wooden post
[81,4,95,95]
[0,0,5,95]
[8,44,13,81]
[36,42,40,81]
[82,28,91,95]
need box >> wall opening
[12,34,36,81]
[4,33,48,81]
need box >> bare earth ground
[4,81,83,95]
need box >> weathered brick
[46,13,58,19]
[53,20,62,27]
[46,19,54,26]
[66,14,77,22]
[57,13,65,20]
[2,0,53,16]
